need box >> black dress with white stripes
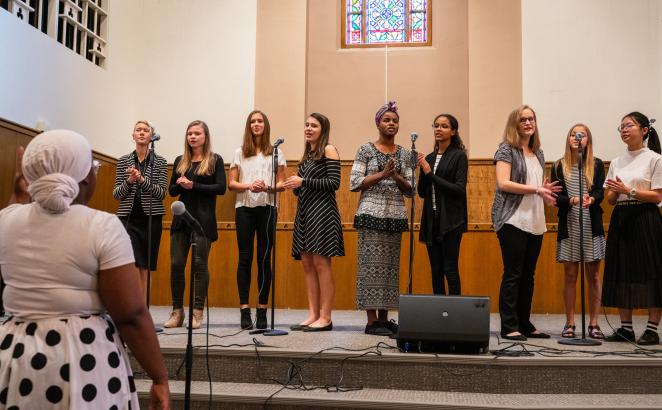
[291,154,345,260]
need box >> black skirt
[119,211,163,271]
[602,201,662,308]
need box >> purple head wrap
[375,101,399,125]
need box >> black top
[550,158,605,241]
[169,154,226,242]
[417,145,468,244]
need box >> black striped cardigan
[113,151,168,216]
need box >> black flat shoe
[303,322,333,332]
[604,327,636,343]
[524,331,551,339]
[501,333,527,341]
[290,324,308,331]
[365,322,392,336]
[637,329,659,346]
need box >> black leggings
[426,225,463,295]
[170,231,211,310]
[236,206,274,305]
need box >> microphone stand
[184,229,198,409]
[559,135,601,346]
[407,137,417,294]
[145,138,163,333]
[254,143,288,336]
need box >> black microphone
[171,201,204,234]
[151,132,161,142]
[274,137,285,147]
[575,131,583,143]
[410,132,418,142]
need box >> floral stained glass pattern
[343,0,429,47]
[366,0,406,43]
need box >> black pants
[170,230,211,310]
[497,223,543,335]
[426,224,463,295]
[236,206,274,305]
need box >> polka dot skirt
[0,314,139,409]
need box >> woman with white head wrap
[0,130,170,409]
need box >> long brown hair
[241,110,273,157]
[299,113,331,165]
[176,120,216,176]
[432,114,466,151]
[502,105,541,152]
[557,123,595,189]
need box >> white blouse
[605,147,662,203]
[506,155,547,235]
[230,147,286,208]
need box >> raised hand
[417,152,431,174]
[605,176,629,195]
[12,145,30,204]
[381,158,396,179]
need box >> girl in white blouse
[603,111,662,345]
[228,110,286,330]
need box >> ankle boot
[190,309,204,329]
[256,308,268,329]
[164,308,184,328]
[240,308,253,330]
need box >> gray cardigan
[491,142,545,232]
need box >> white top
[432,154,442,211]
[605,147,662,203]
[506,155,547,235]
[230,147,286,208]
[0,203,134,319]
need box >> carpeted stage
[131,307,662,409]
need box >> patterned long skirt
[0,314,139,409]
[356,228,402,310]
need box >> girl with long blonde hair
[551,124,606,339]
[165,120,226,329]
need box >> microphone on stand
[171,201,204,234]
[151,132,161,142]
[410,132,418,167]
[575,131,584,143]
[273,137,285,148]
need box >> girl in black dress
[284,113,345,331]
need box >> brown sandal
[561,324,576,338]
[588,325,604,339]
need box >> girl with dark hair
[551,124,606,339]
[284,113,344,331]
[350,101,412,336]
[492,105,561,341]
[113,120,168,303]
[229,110,285,330]
[603,112,662,345]
[416,114,468,295]
[165,120,226,330]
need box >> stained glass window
[342,0,430,48]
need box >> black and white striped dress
[291,155,345,260]
[556,165,606,262]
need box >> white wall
[128,0,257,161]
[0,0,257,161]
[522,0,662,161]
